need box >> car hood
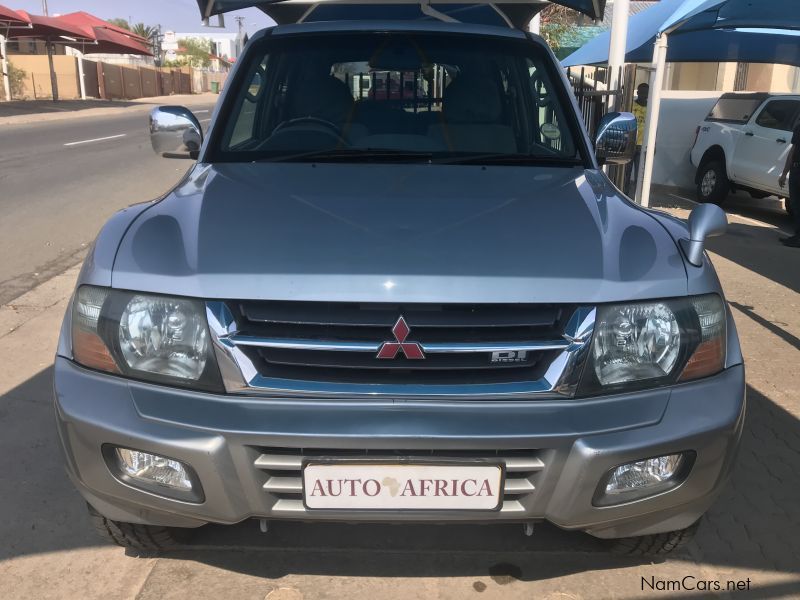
[112,162,688,303]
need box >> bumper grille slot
[252,447,546,516]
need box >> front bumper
[54,357,745,539]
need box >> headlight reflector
[119,295,209,380]
[593,302,681,385]
[579,295,726,395]
[71,286,222,392]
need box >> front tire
[696,161,729,204]
[88,504,192,554]
[607,520,700,556]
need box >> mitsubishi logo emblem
[376,316,425,360]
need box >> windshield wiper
[434,154,584,166]
[256,148,434,163]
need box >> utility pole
[41,0,48,15]
[234,16,245,58]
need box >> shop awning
[9,10,152,55]
[0,4,29,27]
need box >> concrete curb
[0,94,218,127]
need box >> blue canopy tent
[564,0,800,206]
[563,0,800,68]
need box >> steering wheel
[273,117,348,145]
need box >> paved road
[0,191,798,599]
[0,101,216,304]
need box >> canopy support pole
[45,37,59,101]
[606,0,629,111]
[635,32,668,207]
[75,50,86,99]
[420,1,459,23]
[1,33,10,101]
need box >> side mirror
[149,106,203,159]
[595,112,637,165]
[679,204,728,266]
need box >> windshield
[213,32,584,165]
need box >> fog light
[105,446,204,502]
[595,453,692,506]
[116,448,192,490]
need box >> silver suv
[55,5,744,557]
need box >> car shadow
[650,192,800,295]
[1,366,798,587]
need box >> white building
[162,31,242,63]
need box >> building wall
[8,54,79,99]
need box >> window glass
[755,100,800,131]
[215,33,582,164]
[707,97,764,124]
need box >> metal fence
[566,65,636,190]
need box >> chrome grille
[252,447,546,516]
[207,300,596,398]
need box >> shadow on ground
[651,192,800,295]
[0,99,139,118]
[1,364,798,590]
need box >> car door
[731,98,800,195]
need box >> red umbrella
[58,11,149,44]
[82,26,152,56]
[0,4,29,27]
[10,11,94,41]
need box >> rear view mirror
[595,112,637,165]
[149,106,203,159]
[680,204,728,266]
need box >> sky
[11,0,274,33]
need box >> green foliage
[7,61,27,99]
[177,38,214,68]
[107,18,131,31]
[539,5,579,53]
[131,23,158,41]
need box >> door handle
[777,138,787,144]
[744,131,754,136]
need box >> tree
[131,23,158,41]
[538,5,579,53]
[7,61,27,99]
[177,37,214,68]
[107,18,131,31]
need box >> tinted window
[755,100,800,131]
[214,33,582,164]
[707,97,765,124]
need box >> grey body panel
[55,18,744,539]
[108,163,697,304]
[55,357,745,538]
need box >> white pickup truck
[690,92,799,215]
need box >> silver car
[55,7,744,557]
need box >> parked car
[55,1,744,558]
[690,91,799,214]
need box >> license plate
[303,463,503,510]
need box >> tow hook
[523,523,535,537]
[259,518,269,534]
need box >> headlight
[578,294,726,395]
[71,286,223,392]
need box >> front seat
[427,75,517,154]
[291,75,367,141]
